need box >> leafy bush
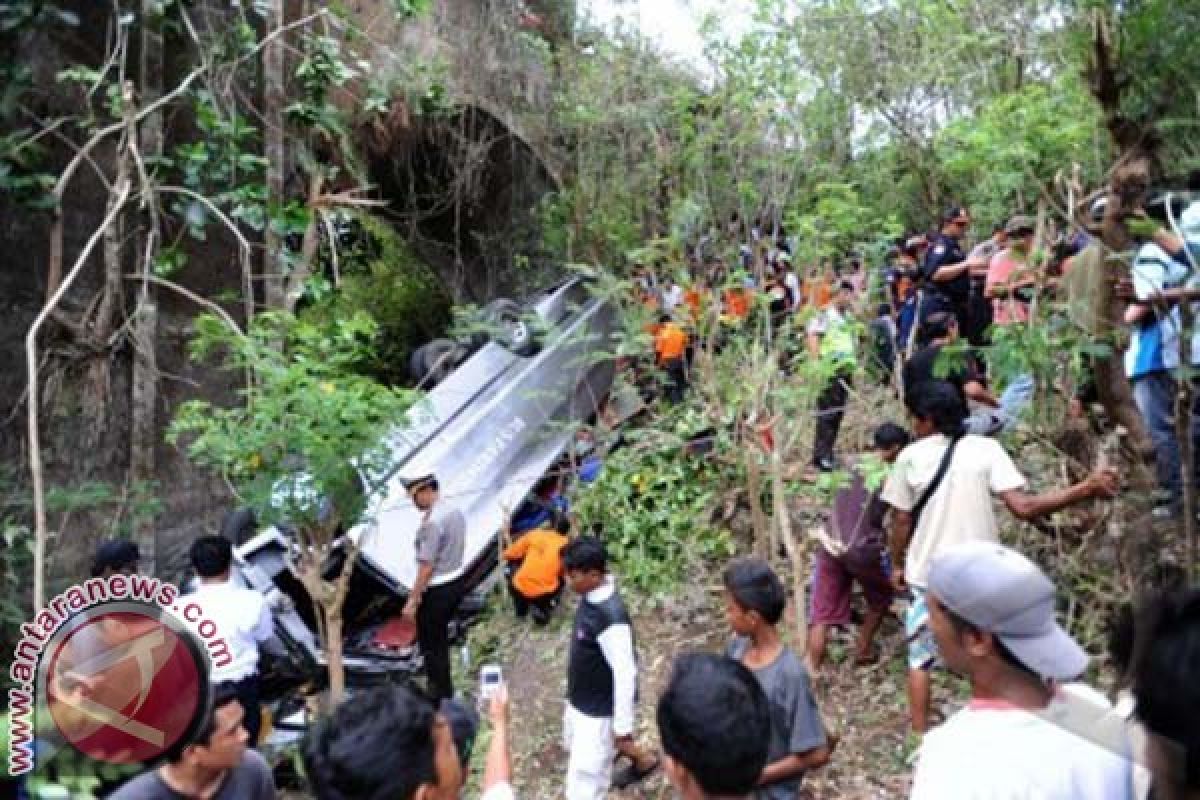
[571,421,737,592]
[168,310,413,530]
[302,213,452,385]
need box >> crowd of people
[92,538,1200,800]
[64,195,1200,799]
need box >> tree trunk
[283,173,324,312]
[1063,242,1153,461]
[325,536,358,706]
[324,608,345,704]
[263,0,286,311]
[770,447,808,656]
[131,0,165,572]
[93,86,135,346]
[745,451,769,558]
[1177,303,1197,581]
[130,298,159,566]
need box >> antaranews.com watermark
[8,574,230,775]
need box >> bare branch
[29,179,132,612]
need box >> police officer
[401,473,468,701]
[919,207,990,340]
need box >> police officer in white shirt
[188,536,275,745]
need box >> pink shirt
[986,249,1031,325]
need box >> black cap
[942,205,970,224]
[91,539,141,577]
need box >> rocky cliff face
[344,0,567,301]
[0,0,573,591]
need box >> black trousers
[662,357,687,404]
[813,371,852,467]
[868,317,896,385]
[220,674,261,745]
[966,285,992,348]
[507,573,562,624]
[416,575,470,701]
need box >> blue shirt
[1125,314,1166,379]
[1127,220,1200,376]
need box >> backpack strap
[910,433,962,530]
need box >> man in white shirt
[661,280,684,313]
[910,541,1133,799]
[561,536,658,799]
[187,536,274,744]
[304,683,517,800]
[883,381,1117,732]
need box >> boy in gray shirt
[723,559,832,799]
[109,687,275,799]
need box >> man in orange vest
[654,313,689,404]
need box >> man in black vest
[561,537,658,799]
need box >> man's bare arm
[758,745,832,786]
[963,380,1000,408]
[999,468,1118,521]
[403,562,435,618]
[889,508,914,590]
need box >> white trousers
[564,704,615,800]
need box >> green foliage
[0,515,32,693]
[300,213,452,386]
[391,0,432,20]
[42,480,163,539]
[787,183,904,265]
[571,419,736,591]
[0,4,81,209]
[934,80,1107,225]
[1070,0,1200,169]
[167,312,415,535]
[288,35,355,127]
[160,91,268,249]
[0,126,55,208]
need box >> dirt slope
[463,578,975,799]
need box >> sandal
[612,755,661,789]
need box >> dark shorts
[810,548,894,626]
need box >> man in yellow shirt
[503,513,570,625]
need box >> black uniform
[919,232,970,332]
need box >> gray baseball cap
[928,541,1088,681]
[1005,214,1036,236]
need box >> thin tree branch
[29,179,132,612]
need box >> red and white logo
[37,601,210,765]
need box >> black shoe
[612,756,661,789]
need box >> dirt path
[465,577,972,799]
